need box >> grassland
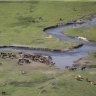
[0,51,96,96]
[0,1,96,96]
[0,1,96,49]
[62,25,96,41]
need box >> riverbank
[62,25,96,41]
[0,44,83,52]
[61,14,96,42]
[73,51,96,68]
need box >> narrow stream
[0,18,96,68]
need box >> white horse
[45,35,52,39]
[77,36,89,42]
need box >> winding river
[0,18,96,68]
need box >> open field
[0,50,96,96]
[62,25,96,41]
[0,1,96,49]
[0,1,96,96]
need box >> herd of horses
[0,52,87,70]
[0,52,55,66]
[65,65,86,71]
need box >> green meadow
[0,1,96,49]
[0,1,96,96]
[62,26,96,41]
[0,53,96,96]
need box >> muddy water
[0,18,96,68]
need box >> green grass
[62,25,96,41]
[73,51,96,67]
[0,1,96,49]
[0,1,96,96]
[0,55,96,96]
[1,0,96,1]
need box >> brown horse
[17,58,31,65]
